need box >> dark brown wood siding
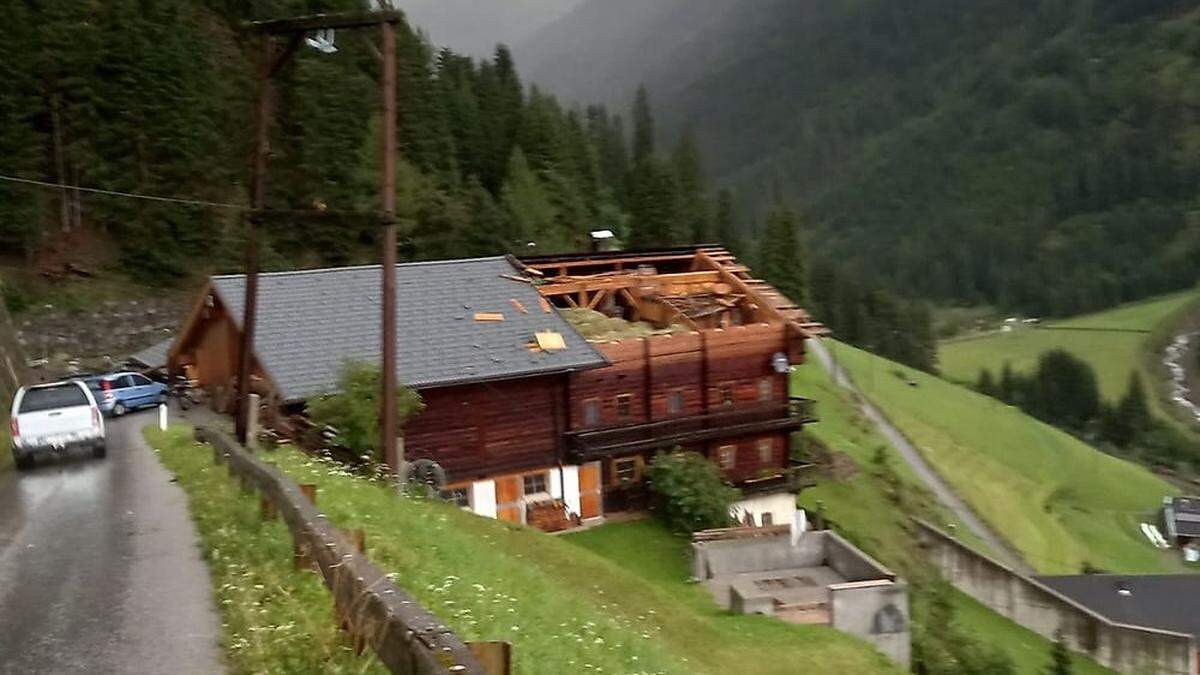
[404,375,563,482]
[571,323,798,482]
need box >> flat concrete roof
[707,565,846,610]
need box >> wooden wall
[569,323,792,431]
[405,375,564,482]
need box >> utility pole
[237,10,404,457]
[380,19,400,474]
[236,35,276,444]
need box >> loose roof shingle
[210,257,607,402]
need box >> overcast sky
[395,0,584,58]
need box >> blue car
[79,372,169,417]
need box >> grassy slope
[825,341,1183,575]
[146,427,385,674]
[939,289,1200,422]
[156,427,899,674]
[786,362,1113,674]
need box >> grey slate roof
[1036,575,1200,637]
[210,257,607,402]
[128,338,173,369]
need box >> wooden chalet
[168,246,825,531]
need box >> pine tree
[977,369,998,398]
[0,1,43,257]
[501,147,557,250]
[713,189,744,255]
[459,176,512,256]
[999,362,1018,404]
[673,128,711,243]
[1046,631,1073,675]
[626,157,679,249]
[1106,371,1153,447]
[631,85,655,164]
[757,197,806,306]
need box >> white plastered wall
[730,492,797,527]
[470,480,497,519]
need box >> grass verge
[155,426,901,674]
[146,426,385,674]
[820,341,1183,574]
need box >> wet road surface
[0,412,223,674]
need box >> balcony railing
[738,459,819,497]
[565,396,818,461]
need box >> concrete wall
[830,580,911,667]
[825,531,895,582]
[915,520,1198,675]
[692,533,825,580]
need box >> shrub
[307,361,423,463]
[647,451,740,533]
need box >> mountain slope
[520,0,1200,316]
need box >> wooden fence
[195,427,494,675]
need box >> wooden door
[495,475,523,523]
[579,461,603,520]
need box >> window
[441,487,471,510]
[616,393,632,418]
[583,399,600,426]
[719,384,734,407]
[717,445,737,471]
[758,377,774,401]
[18,384,89,413]
[667,390,684,414]
[132,374,153,386]
[523,472,549,496]
[761,512,774,526]
[614,457,640,485]
[118,375,137,389]
[758,439,774,465]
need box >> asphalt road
[0,412,224,674]
[808,338,1032,572]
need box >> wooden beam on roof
[525,253,698,273]
[535,270,721,297]
[245,10,403,35]
[586,289,607,310]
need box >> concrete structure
[915,519,1198,675]
[692,528,910,667]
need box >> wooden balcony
[565,397,818,462]
[738,460,819,497]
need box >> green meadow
[818,341,1184,575]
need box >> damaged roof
[210,257,607,402]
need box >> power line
[0,174,246,211]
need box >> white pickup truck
[9,380,107,470]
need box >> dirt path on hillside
[807,339,1032,573]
